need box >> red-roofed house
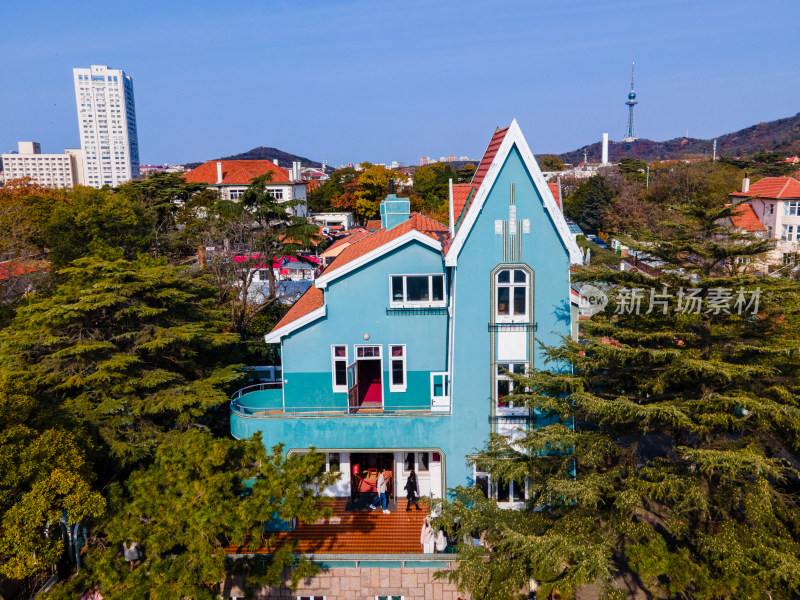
[730,176,800,265]
[183,159,308,216]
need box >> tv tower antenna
[622,60,638,142]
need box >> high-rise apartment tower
[73,65,139,187]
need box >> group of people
[420,515,448,553]
[369,468,424,513]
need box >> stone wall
[250,566,471,600]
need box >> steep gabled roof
[266,213,448,340]
[445,119,582,265]
[267,286,324,340]
[727,204,766,232]
[729,176,800,200]
[183,160,294,186]
[472,127,509,188]
[548,181,561,209]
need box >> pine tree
[439,196,800,599]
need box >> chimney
[216,162,223,184]
[742,171,750,194]
[380,186,410,230]
[601,133,609,165]
[293,161,301,182]
[274,159,279,168]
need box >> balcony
[230,378,450,420]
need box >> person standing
[435,529,447,553]
[420,515,435,553]
[369,467,390,514]
[404,470,421,511]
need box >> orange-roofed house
[730,175,800,265]
[183,159,309,216]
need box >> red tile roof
[451,184,476,232]
[365,219,382,231]
[183,160,293,186]
[548,181,561,208]
[321,213,448,277]
[271,285,323,332]
[225,498,430,555]
[728,204,766,232]
[323,228,372,254]
[729,176,800,200]
[472,126,509,188]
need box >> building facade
[230,121,581,506]
[183,160,308,216]
[1,142,83,187]
[731,176,800,265]
[73,64,140,188]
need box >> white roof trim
[315,229,443,288]
[445,119,583,266]
[264,305,326,343]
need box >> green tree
[48,431,337,600]
[456,164,477,183]
[438,194,800,599]
[563,175,615,233]
[538,154,565,172]
[307,167,358,213]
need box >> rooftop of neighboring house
[727,204,767,232]
[182,160,295,186]
[729,176,800,200]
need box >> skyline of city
[1,0,799,167]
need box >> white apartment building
[73,65,139,188]
[1,142,84,188]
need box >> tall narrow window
[496,363,527,407]
[495,268,529,321]
[331,345,348,392]
[390,345,406,391]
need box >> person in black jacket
[404,470,422,511]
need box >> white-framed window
[785,201,800,216]
[389,344,406,392]
[496,362,527,407]
[390,274,446,307]
[331,345,348,392]
[267,187,285,200]
[781,224,797,242]
[229,189,246,200]
[495,268,529,321]
[355,345,381,358]
[473,466,525,503]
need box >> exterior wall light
[363,333,370,340]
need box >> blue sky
[1,0,798,167]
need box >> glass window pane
[497,287,510,314]
[418,452,429,472]
[513,287,526,315]
[511,480,524,502]
[497,479,510,502]
[498,269,510,283]
[391,345,404,357]
[475,474,489,498]
[404,452,415,471]
[329,453,340,472]
[334,362,347,386]
[392,360,404,385]
[498,379,510,398]
[512,364,526,374]
[391,276,404,301]
[513,269,527,283]
[406,276,429,301]
[334,346,346,357]
[432,275,444,301]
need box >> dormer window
[390,274,445,307]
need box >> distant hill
[558,112,800,165]
[184,147,323,171]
